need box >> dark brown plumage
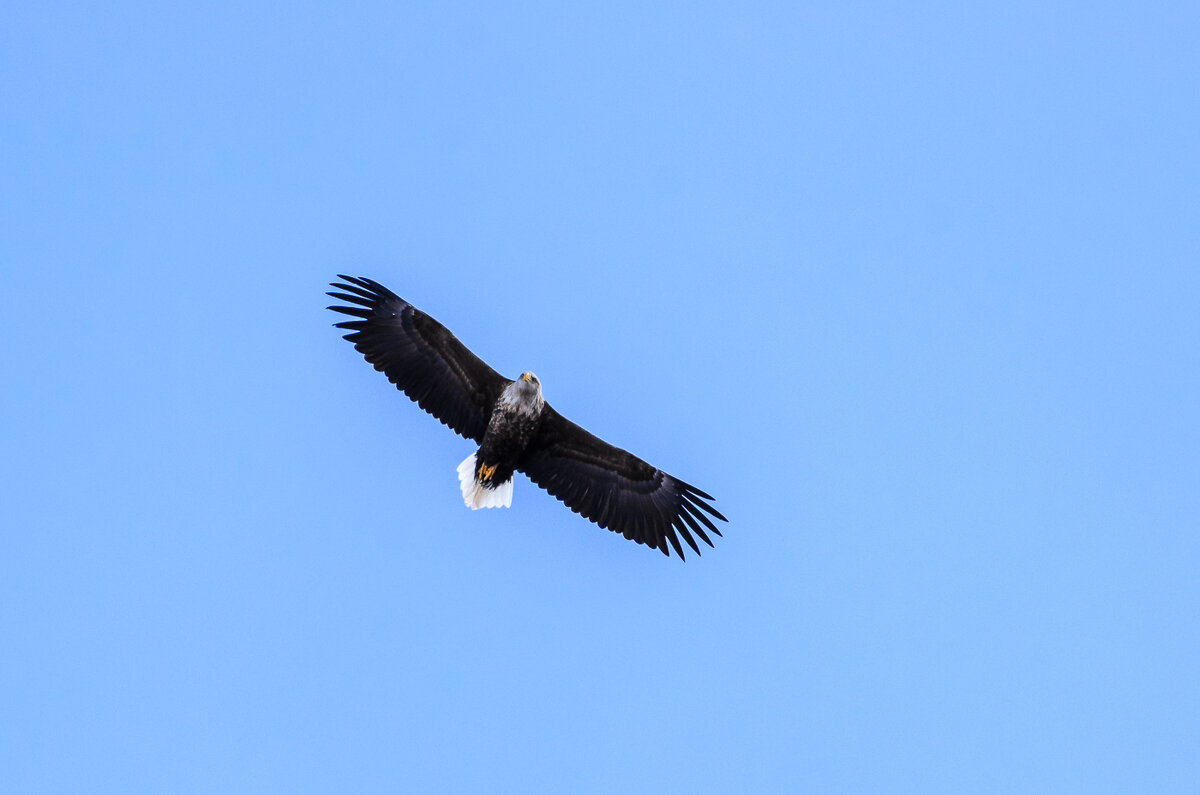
[328,275,726,558]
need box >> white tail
[457,452,514,509]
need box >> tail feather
[457,452,513,509]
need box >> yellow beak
[520,372,533,382]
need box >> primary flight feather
[327,275,726,559]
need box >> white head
[499,371,544,417]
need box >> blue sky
[3,2,1198,792]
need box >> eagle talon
[477,462,498,482]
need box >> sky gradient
[3,2,1199,792]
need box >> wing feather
[327,276,508,443]
[519,406,727,559]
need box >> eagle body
[328,275,726,559]
[459,374,545,509]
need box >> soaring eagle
[327,275,726,558]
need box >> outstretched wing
[518,406,727,559]
[327,275,509,443]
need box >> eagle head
[500,371,544,416]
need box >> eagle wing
[327,275,508,443]
[518,406,726,559]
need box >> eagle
[327,275,726,559]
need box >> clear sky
[3,2,1198,792]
